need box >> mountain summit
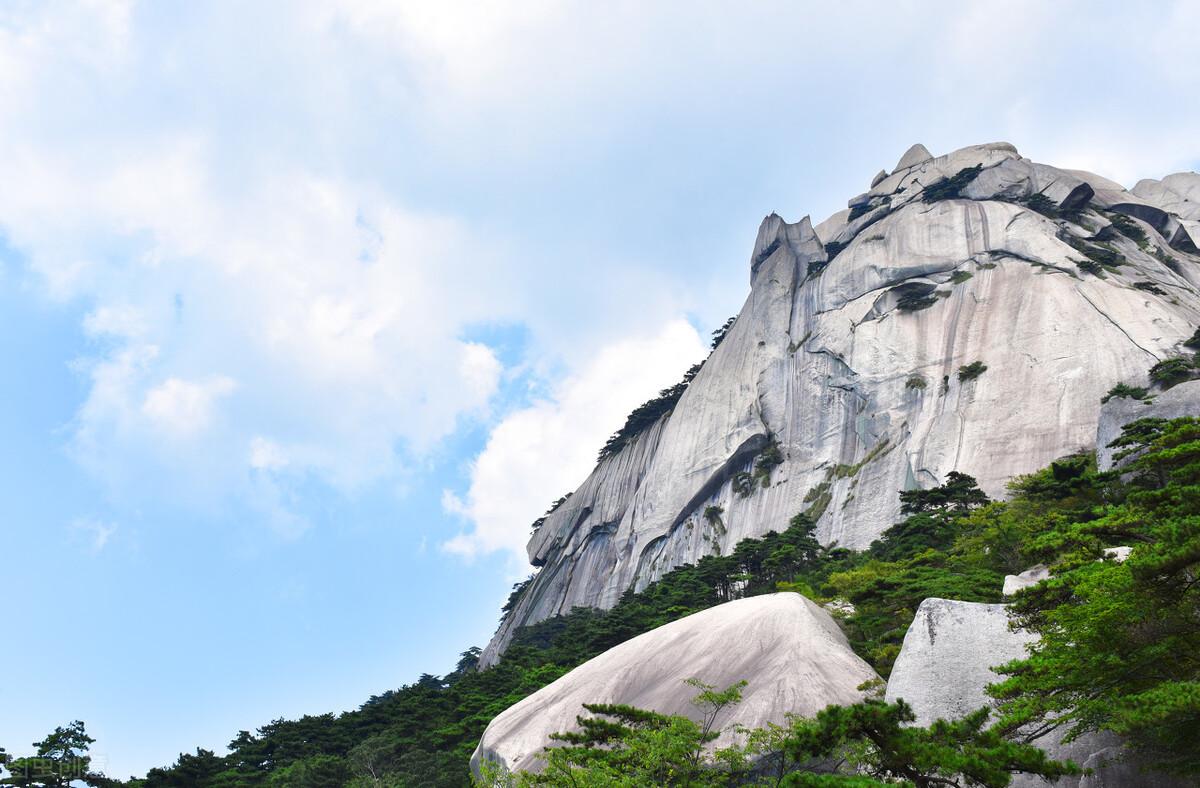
[483,141,1200,665]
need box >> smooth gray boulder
[484,142,1200,665]
[886,598,1185,787]
[885,599,1031,724]
[1003,564,1050,596]
[472,593,878,776]
[1096,379,1200,471]
[894,142,934,171]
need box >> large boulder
[471,593,879,776]
[885,598,1032,725]
[886,598,1185,787]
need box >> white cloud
[69,517,118,553]
[1,0,1197,541]
[142,376,236,438]
[443,318,707,561]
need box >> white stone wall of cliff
[480,143,1200,666]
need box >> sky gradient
[2,1,1198,779]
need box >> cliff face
[482,142,1200,666]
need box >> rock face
[885,599,1030,725]
[1003,564,1050,596]
[1096,379,1200,470]
[471,593,878,776]
[483,142,1200,665]
[886,598,1185,788]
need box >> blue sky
[1,0,1198,779]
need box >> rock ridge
[482,142,1200,666]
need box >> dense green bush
[957,361,987,382]
[752,438,784,488]
[1100,382,1149,404]
[922,165,983,202]
[1021,192,1060,218]
[1061,232,1125,275]
[529,494,572,533]
[1106,212,1149,247]
[1133,280,1167,296]
[1148,356,1196,389]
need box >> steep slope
[483,142,1200,665]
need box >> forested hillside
[9,415,1197,786]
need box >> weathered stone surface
[1133,172,1200,221]
[894,142,933,171]
[471,594,878,776]
[885,599,1029,724]
[1003,564,1050,596]
[1133,172,1200,252]
[1096,379,1200,471]
[483,143,1200,666]
[886,599,1185,787]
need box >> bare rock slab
[472,593,879,776]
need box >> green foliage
[530,494,572,533]
[732,471,755,498]
[957,361,987,382]
[1106,212,1149,247]
[1184,328,1200,350]
[1132,280,1167,296]
[922,165,983,203]
[703,505,724,528]
[949,270,974,284]
[489,684,1077,787]
[754,239,781,266]
[802,479,833,521]
[1021,192,1060,219]
[501,576,535,617]
[833,440,891,480]
[0,721,111,787]
[990,418,1200,776]
[895,285,940,312]
[847,202,872,222]
[1148,356,1196,389]
[898,471,989,517]
[710,317,737,350]
[753,439,784,488]
[1061,233,1125,275]
[125,426,1200,785]
[826,473,998,674]
[1100,382,1149,404]
[823,241,847,260]
[1154,246,1182,273]
[807,259,830,278]
[905,375,927,390]
[598,366,698,460]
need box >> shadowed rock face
[483,141,1200,666]
[471,593,879,776]
[886,598,1187,788]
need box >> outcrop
[471,593,878,775]
[484,142,1200,665]
[886,598,1185,787]
[1096,378,1200,470]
